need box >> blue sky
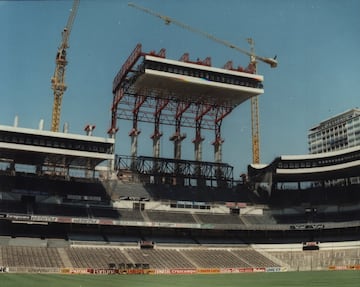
[1,0,359,177]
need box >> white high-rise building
[308,108,360,185]
[308,108,360,154]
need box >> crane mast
[247,38,261,164]
[128,3,277,164]
[51,0,79,132]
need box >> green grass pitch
[0,271,360,287]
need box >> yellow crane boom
[51,0,79,132]
[128,3,277,68]
[128,2,277,164]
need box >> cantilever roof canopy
[275,146,360,181]
[249,146,360,182]
[274,160,360,181]
[0,125,114,169]
[131,55,264,107]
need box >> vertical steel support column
[193,104,212,186]
[170,118,186,160]
[213,120,224,163]
[151,115,162,158]
[108,88,125,172]
[171,118,186,185]
[151,98,168,158]
[193,121,204,162]
[129,118,140,171]
[170,102,188,185]
[212,107,225,187]
[212,105,232,164]
[151,102,162,180]
[214,121,225,187]
[151,98,169,182]
[212,105,234,187]
[130,94,146,170]
[193,120,205,186]
[193,104,209,162]
[170,102,190,158]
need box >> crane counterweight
[263,57,278,68]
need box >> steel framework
[128,3,278,165]
[110,44,263,187]
[115,155,233,187]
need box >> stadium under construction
[1,3,360,275]
[109,43,264,188]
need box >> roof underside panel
[132,69,263,107]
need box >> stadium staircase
[58,248,73,268]
[252,247,290,270]
[191,213,202,224]
[140,210,151,222]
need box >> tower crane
[128,2,277,164]
[50,0,79,132]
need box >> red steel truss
[110,44,263,186]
